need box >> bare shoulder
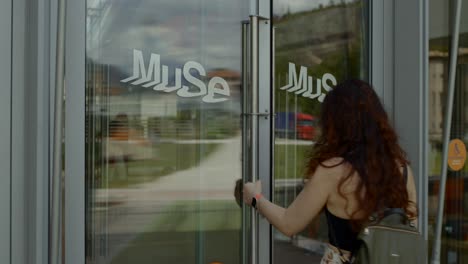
[310,157,351,184]
[302,157,348,202]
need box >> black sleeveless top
[325,207,359,251]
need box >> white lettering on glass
[205,77,230,103]
[280,62,337,103]
[177,61,207,97]
[121,51,161,86]
[121,49,230,103]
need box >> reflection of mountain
[274,4,365,74]
[86,58,127,95]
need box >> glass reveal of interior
[85,0,248,263]
[272,0,369,263]
[427,0,468,263]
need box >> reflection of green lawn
[148,200,241,232]
[110,200,242,264]
[430,151,442,176]
[107,143,219,188]
[274,144,311,179]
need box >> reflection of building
[429,55,445,140]
[87,61,242,139]
[428,48,468,142]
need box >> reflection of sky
[274,0,358,16]
[87,0,249,75]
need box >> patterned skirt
[320,244,353,264]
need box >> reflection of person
[243,80,417,263]
[109,113,129,140]
[108,113,130,180]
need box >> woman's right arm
[243,162,341,237]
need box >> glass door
[80,0,257,263]
[271,0,369,263]
[428,0,468,263]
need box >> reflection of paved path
[91,136,242,264]
[143,135,241,192]
[99,135,241,202]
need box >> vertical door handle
[242,20,250,186]
[240,15,259,264]
[51,0,67,263]
[271,25,276,205]
[242,15,269,264]
[241,19,251,264]
[249,14,259,264]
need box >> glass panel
[272,1,369,262]
[85,1,248,263]
[428,0,468,263]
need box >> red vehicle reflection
[275,112,317,140]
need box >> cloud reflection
[87,0,249,75]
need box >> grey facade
[0,0,467,263]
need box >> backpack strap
[382,208,407,219]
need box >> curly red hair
[307,79,415,227]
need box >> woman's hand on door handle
[243,180,262,206]
[234,179,243,208]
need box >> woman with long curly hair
[243,79,417,263]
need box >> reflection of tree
[274,1,367,117]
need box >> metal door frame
[256,2,272,264]
[63,1,273,264]
[9,0,54,263]
[64,0,85,262]
[371,0,429,241]
[0,0,12,263]
[392,0,429,241]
